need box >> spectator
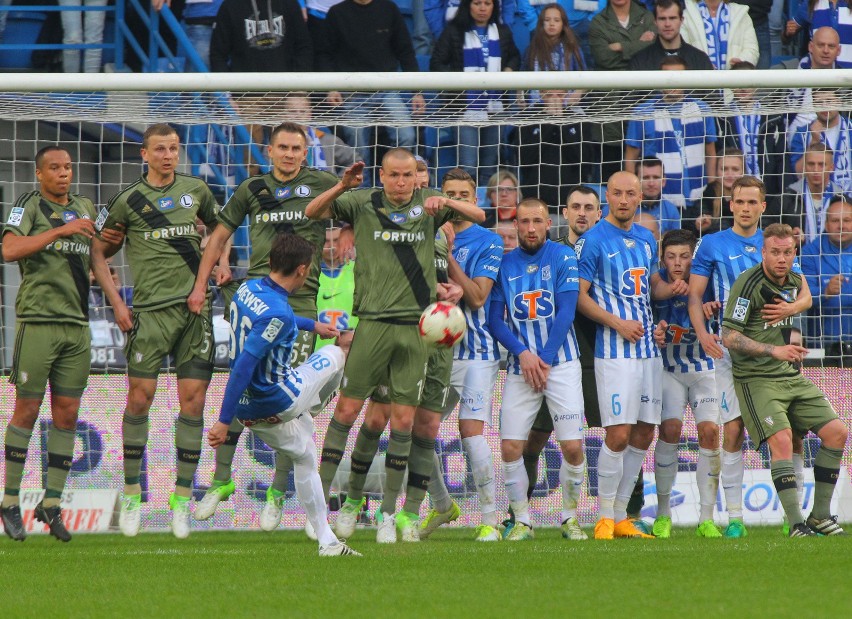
[636,157,683,234]
[693,148,745,235]
[633,210,661,240]
[516,89,591,209]
[282,93,357,174]
[629,0,714,70]
[625,56,718,208]
[787,27,842,141]
[525,4,586,72]
[589,0,657,71]
[482,169,521,229]
[305,1,346,68]
[681,0,759,69]
[425,0,535,41]
[731,0,773,68]
[182,0,225,68]
[210,0,312,72]
[717,61,786,197]
[415,155,432,188]
[786,0,852,68]
[318,0,424,175]
[495,219,519,251]
[58,0,108,73]
[800,197,852,352]
[544,0,607,67]
[430,0,521,185]
[788,90,852,194]
[779,143,837,243]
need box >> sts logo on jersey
[319,309,351,331]
[666,324,697,344]
[621,267,648,297]
[512,289,554,321]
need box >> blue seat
[0,11,47,70]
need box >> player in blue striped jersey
[208,234,360,556]
[651,229,722,539]
[688,175,813,538]
[576,171,686,540]
[487,198,584,540]
[418,169,506,542]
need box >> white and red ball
[418,302,466,348]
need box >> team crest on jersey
[158,197,175,211]
[180,194,194,208]
[62,211,78,223]
[262,318,284,343]
[409,206,423,219]
[644,242,652,260]
[512,289,554,320]
[573,238,585,258]
[624,238,636,249]
[732,297,750,321]
[745,245,757,253]
[455,247,469,263]
[295,185,311,197]
[526,264,539,274]
[390,212,407,224]
[541,265,551,281]
[275,187,291,199]
[6,206,24,227]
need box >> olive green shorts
[372,344,454,412]
[10,322,90,399]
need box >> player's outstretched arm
[688,273,723,359]
[295,315,340,339]
[2,218,95,262]
[447,256,494,310]
[424,195,486,223]
[650,272,689,300]
[91,238,133,332]
[188,224,233,314]
[721,326,808,363]
[577,278,644,342]
[761,275,813,326]
[305,162,364,220]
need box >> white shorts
[282,346,346,421]
[714,352,742,424]
[443,358,500,424]
[595,357,662,427]
[661,369,719,425]
[250,413,315,460]
[500,360,584,442]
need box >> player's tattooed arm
[721,326,775,358]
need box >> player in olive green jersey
[92,124,220,539]
[1,146,122,542]
[187,122,350,526]
[721,223,848,537]
[306,150,485,542]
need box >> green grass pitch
[1,527,848,618]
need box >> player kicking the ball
[207,233,360,556]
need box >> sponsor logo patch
[389,212,407,224]
[62,211,78,223]
[732,297,750,322]
[158,197,174,211]
[275,187,291,199]
[262,318,284,343]
[95,207,109,231]
[6,206,24,227]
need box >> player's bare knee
[559,440,584,465]
[524,430,550,456]
[629,421,655,449]
[11,398,42,430]
[767,430,794,460]
[604,425,630,451]
[501,439,524,462]
[659,420,682,444]
[696,422,719,449]
[413,409,441,438]
[334,397,363,425]
[818,420,848,450]
[791,432,804,453]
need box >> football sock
[319,418,353,499]
[293,443,336,547]
[380,429,411,516]
[503,457,530,526]
[697,448,721,522]
[615,445,646,522]
[346,424,382,503]
[402,434,434,515]
[721,448,744,520]
[792,452,805,508]
[523,452,539,500]
[597,444,623,520]
[174,414,203,499]
[2,424,32,508]
[44,426,76,508]
[428,452,454,513]
[213,419,242,483]
[560,459,584,522]
[654,440,679,518]
[122,411,149,496]
[626,469,645,518]
[270,453,294,494]
[772,459,803,525]
[463,435,497,522]
[812,446,843,520]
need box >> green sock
[812,446,843,520]
[175,413,203,499]
[772,459,803,525]
[626,468,645,518]
[122,412,149,495]
[271,453,294,494]
[319,418,353,499]
[523,452,539,501]
[347,425,382,503]
[402,434,435,515]
[3,424,33,508]
[44,426,76,508]
[213,418,243,483]
[380,429,411,516]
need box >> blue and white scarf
[699,1,730,70]
[733,103,761,177]
[821,115,852,191]
[463,23,502,110]
[803,180,834,242]
[305,126,329,171]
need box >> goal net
[0,70,850,533]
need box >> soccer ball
[418,302,466,348]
